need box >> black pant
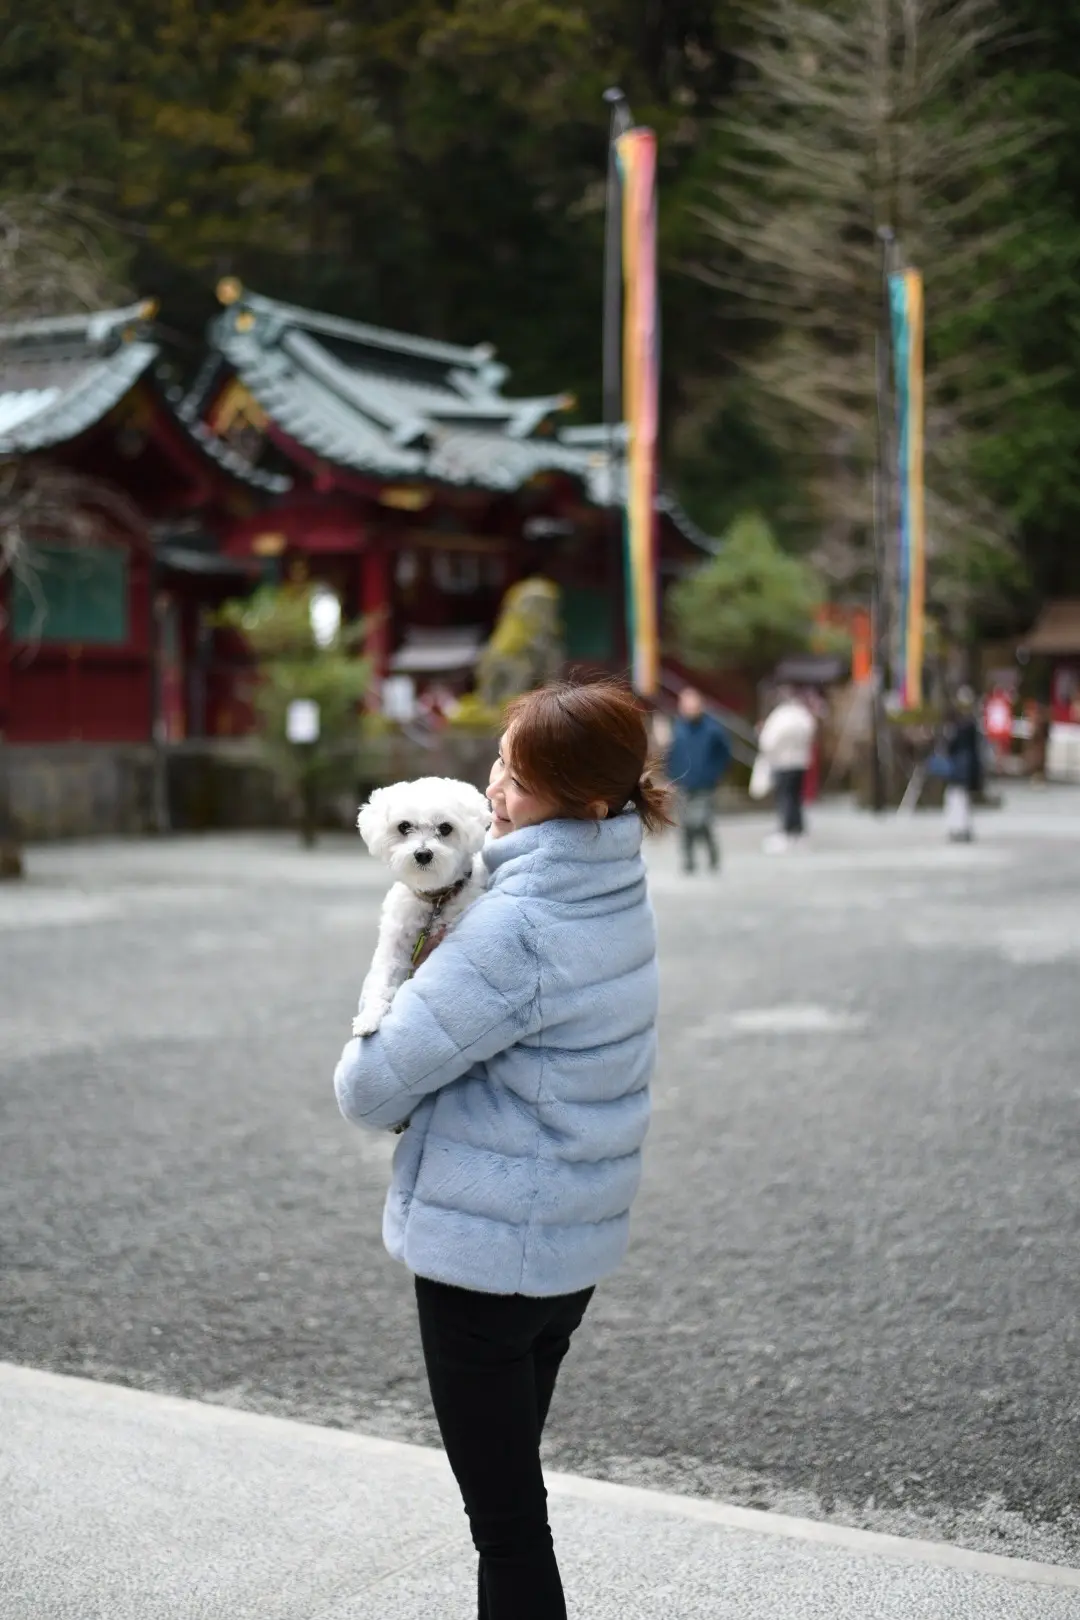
[773,768,807,836]
[414,1276,594,1620]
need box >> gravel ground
[2,786,1078,1566]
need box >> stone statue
[475,576,564,708]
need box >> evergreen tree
[215,581,372,847]
[668,512,830,677]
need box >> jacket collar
[483,813,643,897]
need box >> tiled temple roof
[0,304,159,455]
[198,283,590,494]
[0,300,291,495]
[195,285,716,550]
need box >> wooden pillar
[0,588,21,877]
[0,578,11,735]
[361,543,391,680]
[68,646,82,741]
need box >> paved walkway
[3,1363,1078,1620]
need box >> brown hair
[503,680,674,834]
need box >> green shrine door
[561,586,615,664]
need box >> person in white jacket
[757,687,817,852]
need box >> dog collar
[415,874,470,909]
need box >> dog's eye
[438,822,454,838]
[397,821,412,836]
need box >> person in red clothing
[984,688,1013,767]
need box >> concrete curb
[545,1470,1080,1591]
[4,1362,1077,1594]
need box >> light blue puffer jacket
[334,812,657,1297]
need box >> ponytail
[629,764,675,835]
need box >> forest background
[4,0,1080,634]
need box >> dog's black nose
[414,849,434,866]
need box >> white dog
[352,776,491,1037]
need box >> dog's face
[357,777,491,892]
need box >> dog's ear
[457,783,493,850]
[356,788,387,851]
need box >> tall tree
[967,0,1080,603]
[694,0,1046,641]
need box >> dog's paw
[352,1003,391,1038]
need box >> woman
[334,680,669,1620]
[757,685,817,852]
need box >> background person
[758,686,817,852]
[665,686,731,873]
[984,685,1014,768]
[944,685,984,842]
[334,680,670,1620]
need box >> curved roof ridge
[215,284,498,374]
[0,300,157,351]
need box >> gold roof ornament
[379,486,432,512]
[122,298,160,343]
[252,532,287,557]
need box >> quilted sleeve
[333,892,541,1131]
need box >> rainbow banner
[888,268,926,709]
[615,127,660,696]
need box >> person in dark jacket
[666,687,731,873]
[943,686,984,842]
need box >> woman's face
[487,731,557,838]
